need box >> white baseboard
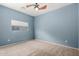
[36,39,78,50]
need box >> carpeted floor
[0,40,78,56]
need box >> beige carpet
[0,40,78,56]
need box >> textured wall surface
[78,4,79,48]
[35,4,78,48]
[0,5,34,45]
[0,4,78,48]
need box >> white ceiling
[0,3,71,16]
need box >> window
[11,20,29,31]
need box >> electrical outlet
[8,39,11,42]
[64,40,68,43]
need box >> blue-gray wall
[35,4,78,48]
[0,5,34,45]
[0,4,78,48]
[78,4,79,48]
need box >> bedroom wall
[78,3,79,48]
[0,4,78,48]
[35,4,78,48]
[0,5,34,45]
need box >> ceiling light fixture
[25,3,47,11]
[35,7,39,11]
[34,3,39,11]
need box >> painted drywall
[0,4,78,48]
[78,4,79,48]
[0,5,34,45]
[35,4,78,48]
